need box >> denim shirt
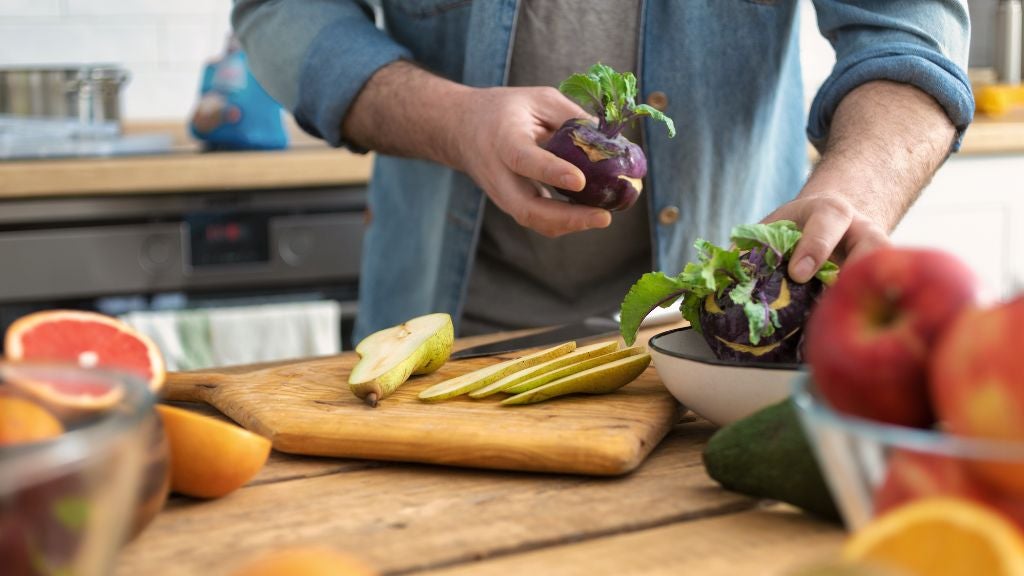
[233,0,973,343]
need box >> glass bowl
[0,361,166,576]
[793,372,1024,531]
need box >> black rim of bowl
[648,326,801,371]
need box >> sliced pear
[468,341,620,399]
[418,341,576,402]
[502,346,646,395]
[501,353,651,406]
[348,313,454,407]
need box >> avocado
[702,398,841,522]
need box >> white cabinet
[892,154,1024,298]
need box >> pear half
[418,341,576,402]
[469,341,620,399]
[348,313,454,407]
[502,346,646,395]
[501,353,651,406]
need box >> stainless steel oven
[0,185,366,350]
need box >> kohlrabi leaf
[558,73,603,115]
[684,239,748,293]
[618,220,841,354]
[619,271,689,345]
[558,63,676,139]
[731,220,802,267]
[632,104,677,138]
[729,275,780,345]
[816,260,840,285]
[680,292,704,334]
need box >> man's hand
[765,80,957,283]
[452,86,611,237]
[342,61,611,237]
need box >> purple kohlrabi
[545,119,647,211]
[544,63,675,212]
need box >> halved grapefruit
[4,310,166,410]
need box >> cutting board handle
[162,371,233,404]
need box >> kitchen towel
[120,300,341,370]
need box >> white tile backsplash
[64,0,232,17]
[158,19,232,65]
[0,22,161,65]
[0,1,231,120]
[0,0,61,17]
[120,64,203,120]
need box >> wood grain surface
[115,419,845,576]
[162,337,682,476]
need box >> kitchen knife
[450,316,621,360]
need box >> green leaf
[558,73,603,114]
[680,292,704,334]
[729,274,781,346]
[689,239,748,293]
[618,272,690,345]
[632,104,677,137]
[815,260,840,285]
[622,73,637,105]
[731,220,802,267]
[560,63,675,137]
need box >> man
[233,1,972,342]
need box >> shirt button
[646,91,669,111]
[658,205,680,225]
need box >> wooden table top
[115,327,846,576]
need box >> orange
[156,404,271,499]
[5,310,166,400]
[0,394,63,445]
[229,547,378,576]
[843,497,1024,576]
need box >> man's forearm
[804,80,957,231]
[341,60,472,168]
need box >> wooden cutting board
[163,336,682,476]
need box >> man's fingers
[788,198,854,283]
[487,173,609,237]
[842,218,890,263]
[518,196,611,237]
[502,141,585,192]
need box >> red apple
[805,247,979,427]
[930,295,1024,495]
[874,449,988,515]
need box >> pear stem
[364,393,379,408]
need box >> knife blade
[450,316,621,360]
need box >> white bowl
[648,327,799,426]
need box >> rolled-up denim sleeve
[808,1,973,152]
[233,0,411,148]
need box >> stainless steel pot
[0,65,130,129]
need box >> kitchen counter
[962,107,1024,155]
[0,121,373,199]
[114,325,846,576]
[1,109,1021,201]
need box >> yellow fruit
[156,404,271,499]
[230,547,378,576]
[843,498,1024,576]
[0,394,63,446]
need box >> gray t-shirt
[461,0,652,336]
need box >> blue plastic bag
[190,42,288,151]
